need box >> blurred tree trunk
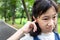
[20,13,23,24]
[20,9,24,24]
[11,7,16,25]
[3,0,7,22]
[10,0,16,25]
[22,0,30,21]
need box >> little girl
[7,0,60,40]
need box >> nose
[48,19,54,26]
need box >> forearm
[7,21,36,40]
[7,29,24,40]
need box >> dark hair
[30,0,58,37]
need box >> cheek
[37,22,47,31]
[37,20,46,28]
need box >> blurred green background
[0,0,60,33]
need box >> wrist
[19,28,25,34]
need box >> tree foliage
[0,0,60,24]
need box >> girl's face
[36,6,58,33]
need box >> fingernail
[33,30,35,32]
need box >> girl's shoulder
[54,32,60,36]
[54,32,60,39]
[20,33,33,40]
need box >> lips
[46,26,53,30]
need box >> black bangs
[32,0,58,18]
[50,0,58,12]
[37,0,52,15]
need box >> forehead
[39,6,57,17]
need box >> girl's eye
[53,16,56,19]
[53,16,55,18]
[43,18,49,20]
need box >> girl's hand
[21,21,37,33]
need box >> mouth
[46,26,53,30]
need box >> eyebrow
[53,13,57,16]
[43,16,49,18]
[42,13,57,18]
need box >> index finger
[33,20,36,23]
